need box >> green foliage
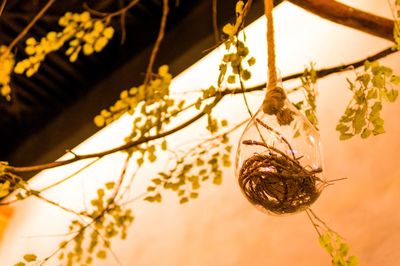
[14,11,114,77]
[53,182,134,266]
[0,167,26,198]
[14,253,37,266]
[292,63,319,137]
[337,61,399,140]
[393,0,400,50]
[219,1,255,87]
[94,65,187,167]
[0,46,14,101]
[144,133,232,204]
[319,231,358,266]
[0,180,10,197]
[94,65,176,130]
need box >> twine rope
[262,0,287,116]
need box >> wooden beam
[287,0,395,42]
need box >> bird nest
[238,119,323,215]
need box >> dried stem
[212,0,219,43]
[8,0,55,52]
[0,0,6,17]
[84,0,140,19]
[143,0,169,91]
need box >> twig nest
[235,100,325,215]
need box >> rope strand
[265,0,277,90]
[262,0,293,125]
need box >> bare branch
[8,0,55,51]
[0,0,7,17]
[143,0,169,89]
[287,0,394,42]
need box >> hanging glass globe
[235,82,325,216]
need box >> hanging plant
[235,1,357,265]
[235,0,325,215]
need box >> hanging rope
[262,0,287,116]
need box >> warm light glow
[1,1,399,265]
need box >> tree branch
[7,95,223,174]
[287,0,395,42]
[8,0,55,51]
[228,46,398,94]
[0,0,6,17]
[4,46,398,175]
[144,0,169,88]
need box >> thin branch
[7,94,223,174]
[0,0,7,17]
[282,47,396,81]
[8,0,55,51]
[287,0,395,42]
[228,46,398,95]
[38,158,101,193]
[143,0,169,90]
[84,0,140,19]
[120,7,127,44]
[212,0,219,43]
[33,193,86,217]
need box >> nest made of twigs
[238,120,323,215]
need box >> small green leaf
[386,89,398,102]
[194,98,202,110]
[227,75,236,84]
[340,133,353,141]
[137,157,144,166]
[336,123,349,133]
[347,256,359,266]
[105,182,115,190]
[390,75,400,85]
[190,192,198,199]
[179,197,189,204]
[152,178,162,185]
[147,186,156,192]
[161,139,167,150]
[0,181,11,197]
[339,243,349,256]
[23,254,37,262]
[96,250,107,259]
[144,196,154,202]
[213,176,222,185]
[361,128,371,139]
[247,57,256,66]
[357,73,370,87]
[372,125,385,135]
[241,69,251,81]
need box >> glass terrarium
[235,93,325,216]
